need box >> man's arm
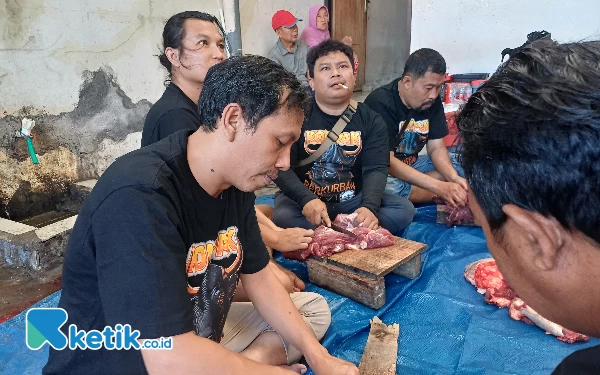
[427,138,464,184]
[242,266,359,375]
[275,169,331,227]
[388,152,447,192]
[255,207,313,252]
[354,111,390,228]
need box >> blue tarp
[1,204,597,375]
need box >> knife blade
[328,222,360,239]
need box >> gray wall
[363,0,411,91]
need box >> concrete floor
[0,266,62,323]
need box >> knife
[328,222,360,240]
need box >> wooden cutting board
[316,237,427,278]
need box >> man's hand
[306,348,359,375]
[341,35,353,46]
[275,227,314,252]
[434,181,468,207]
[353,207,378,230]
[451,175,469,192]
[302,199,331,226]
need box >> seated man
[457,40,600,374]
[267,10,309,87]
[364,48,468,208]
[141,11,311,292]
[273,39,415,235]
[44,55,358,375]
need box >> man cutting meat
[457,39,600,374]
[273,39,415,236]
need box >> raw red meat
[433,196,475,226]
[283,213,395,261]
[465,258,589,343]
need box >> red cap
[272,10,302,31]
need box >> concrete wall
[411,0,600,74]
[363,0,411,91]
[0,0,321,219]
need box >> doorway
[329,0,367,90]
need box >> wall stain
[0,68,151,217]
[1,0,45,48]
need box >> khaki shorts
[221,292,331,364]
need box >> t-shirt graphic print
[186,226,243,342]
[395,118,430,165]
[303,129,362,202]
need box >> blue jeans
[385,153,464,198]
[272,192,415,236]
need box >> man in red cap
[268,10,309,87]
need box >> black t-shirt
[275,100,389,210]
[43,130,269,375]
[551,345,600,374]
[141,83,200,147]
[364,78,448,166]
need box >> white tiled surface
[0,218,36,236]
[35,215,78,242]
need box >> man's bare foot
[280,363,307,374]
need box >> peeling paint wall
[0,0,217,219]
[411,0,600,74]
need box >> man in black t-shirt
[273,40,415,235]
[142,12,314,284]
[44,56,359,375]
[364,48,468,208]
[141,11,226,147]
[458,40,600,374]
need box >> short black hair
[457,40,600,244]
[198,55,310,132]
[306,39,354,78]
[401,48,446,79]
[159,11,226,78]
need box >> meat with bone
[283,213,395,261]
[465,258,589,343]
[433,196,475,226]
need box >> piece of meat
[283,214,395,261]
[465,258,589,343]
[433,196,475,226]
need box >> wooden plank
[307,259,386,309]
[392,253,422,279]
[326,237,426,277]
[359,316,400,375]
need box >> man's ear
[401,75,412,90]
[220,103,243,142]
[308,75,315,91]
[165,47,181,68]
[502,204,565,271]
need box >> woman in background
[300,5,359,74]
